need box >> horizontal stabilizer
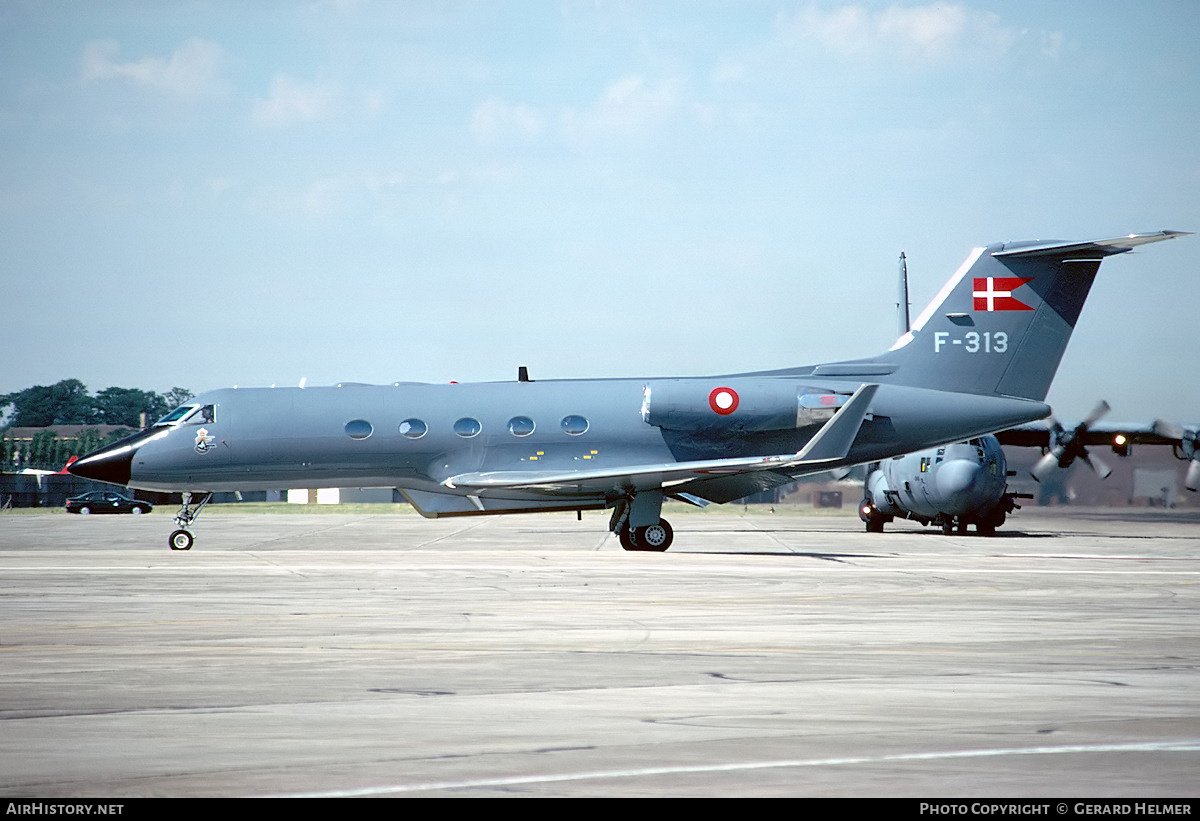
[443,383,879,493]
[993,230,1189,259]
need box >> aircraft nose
[67,431,153,485]
[935,459,984,500]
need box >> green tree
[94,387,169,428]
[0,379,97,427]
[29,430,59,469]
[163,387,195,411]
[74,427,105,459]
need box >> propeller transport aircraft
[858,434,1019,536]
[69,231,1188,551]
[857,413,1200,537]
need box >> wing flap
[443,383,878,492]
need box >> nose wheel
[169,492,212,551]
[169,529,194,551]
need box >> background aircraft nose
[935,458,983,500]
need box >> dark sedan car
[65,491,152,515]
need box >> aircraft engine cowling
[865,468,903,516]
[640,379,849,433]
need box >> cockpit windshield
[155,404,216,426]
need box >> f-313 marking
[934,331,1008,354]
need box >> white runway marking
[282,740,1200,797]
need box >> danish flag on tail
[973,276,1034,311]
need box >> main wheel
[634,519,673,552]
[169,529,194,551]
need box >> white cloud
[777,2,1022,64]
[251,74,337,128]
[206,177,238,197]
[561,75,684,142]
[364,171,406,194]
[80,38,227,97]
[471,98,545,143]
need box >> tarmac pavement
[0,507,1197,797]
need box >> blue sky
[2,1,1197,423]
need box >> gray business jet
[69,231,1187,551]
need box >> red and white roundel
[708,386,739,415]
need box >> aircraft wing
[998,416,1199,490]
[996,421,1193,449]
[443,383,879,494]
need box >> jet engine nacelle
[640,379,849,433]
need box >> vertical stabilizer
[841,231,1187,401]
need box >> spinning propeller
[1151,420,1200,491]
[1031,400,1113,483]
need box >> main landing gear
[617,519,674,551]
[609,493,674,552]
[168,492,212,551]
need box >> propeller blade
[1152,419,1186,441]
[1186,460,1200,493]
[1082,453,1112,481]
[1083,400,1111,428]
[1032,450,1062,483]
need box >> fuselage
[866,435,1009,522]
[70,375,1050,508]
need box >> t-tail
[831,231,1188,401]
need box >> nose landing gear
[168,492,213,551]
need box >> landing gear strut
[169,492,212,551]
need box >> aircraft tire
[865,514,885,533]
[169,529,194,551]
[618,527,638,551]
[635,520,673,552]
[618,520,673,551]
